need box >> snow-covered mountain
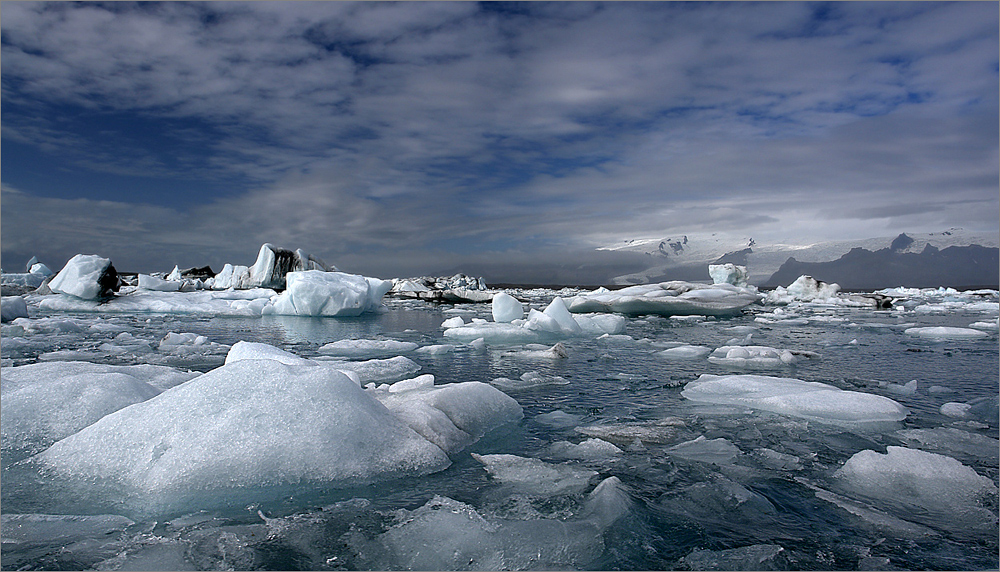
[599,228,999,286]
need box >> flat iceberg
[37,288,276,316]
[267,270,391,316]
[318,339,419,357]
[681,374,908,426]
[904,326,990,341]
[567,281,760,317]
[137,274,181,292]
[658,345,712,359]
[471,453,597,495]
[32,359,453,509]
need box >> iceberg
[209,263,252,290]
[766,275,841,304]
[247,243,333,290]
[566,281,760,317]
[681,374,908,426]
[267,270,391,317]
[388,274,493,303]
[834,446,998,530]
[47,254,122,300]
[1,295,29,322]
[491,292,524,323]
[708,263,749,287]
[37,288,276,316]
[32,359,453,509]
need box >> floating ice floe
[1,361,198,454]
[576,418,687,447]
[765,275,841,304]
[665,436,740,464]
[267,270,392,317]
[895,427,1000,464]
[681,374,908,426]
[1,295,29,322]
[904,326,990,341]
[472,453,597,495]
[317,338,419,357]
[834,446,998,531]
[707,345,820,369]
[657,345,711,360]
[137,274,181,292]
[490,370,570,390]
[547,438,624,460]
[443,297,626,344]
[37,288,277,316]
[566,281,760,317]
[47,254,122,300]
[364,477,629,571]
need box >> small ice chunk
[387,374,436,393]
[441,316,465,328]
[666,436,739,464]
[548,438,624,460]
[317,339,419,357]
[904,326,990,341]
[491,292,524,323]
[535,410,583,428]
[159,332,208,348]
[658,345,711,359]
[885,379,918,396]
[225,340,313,366]
[576,418,686,446]
[707,346,816,369]
[940,402,972,418]
[490,371,569,390]
[414,344,454,355]
[471,453,597,495]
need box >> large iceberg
[32,359,454,507]
[708,263,749,287]
[246,243,333,290]
[681,374,908,426]
[47,254,122,300]
[267,270,392,316]
[566,281,760,317]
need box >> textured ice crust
[1,361,197,454]
[682,374,908,425]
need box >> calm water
[2,291,998,570]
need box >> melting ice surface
[1,284,998,570]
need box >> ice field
[1,274,998,570]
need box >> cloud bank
[2,2,997,281]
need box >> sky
[2,1,998,283]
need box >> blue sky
[2,1,997,281]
